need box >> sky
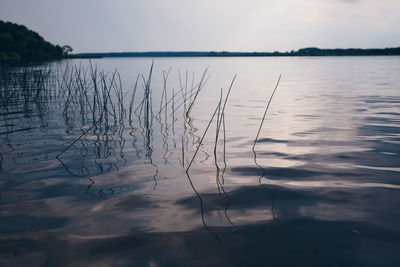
[0,0,399,53]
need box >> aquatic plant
[252,74,281,222]
[0,61,280,237]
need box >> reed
[252,74,281,222]
[158,68,171,118]
[1,61,287,239]
[186,100,221,172]
[214,89,223,194]
[185,68,209,118]
[252,75,281,151]
[0,64,55,121]
[129,75,140,123]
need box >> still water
[1,56,400,266]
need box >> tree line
[0,20,72,63]
[72,47,400,59]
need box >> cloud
[0,0,399,52]
[337,0,361,3]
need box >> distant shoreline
[69,47,400,59]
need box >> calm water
[1,56,400,266]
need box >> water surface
[1,56,400,266]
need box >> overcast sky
[1,0,399,53]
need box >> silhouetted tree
[62,45,73,56]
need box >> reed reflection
[1,61,280,238]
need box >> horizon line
[69,47,400,58]
[72,46,400,54]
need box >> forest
[0,20,68,62]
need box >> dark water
[1,57,400,266]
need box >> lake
[1,56,400,266]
